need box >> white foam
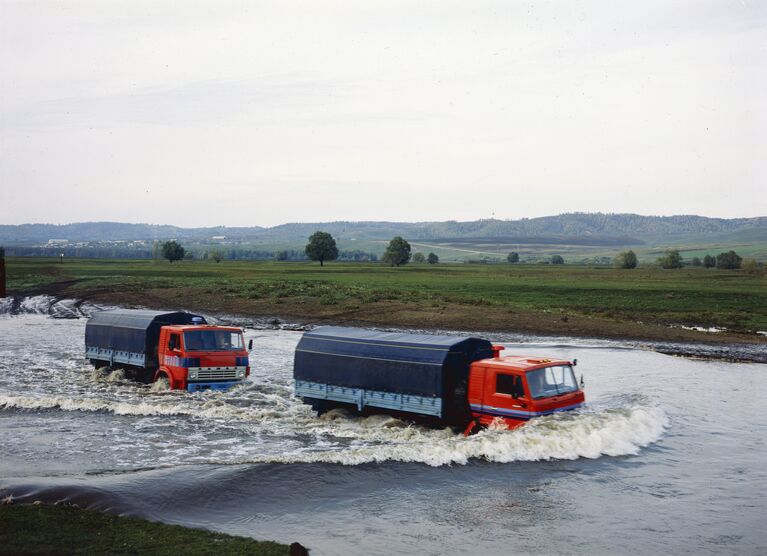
[0,392,668,466]
[248,405,670,466]
[90,368,125,383]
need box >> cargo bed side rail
[295,380,443,417]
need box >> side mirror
[248,339,253,351]
[572,358,578,366]
[580,374,585,388]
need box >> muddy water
[1,298,765,554]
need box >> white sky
[1,0,765,227]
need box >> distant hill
[0,222,264,244]
[1,214,766,246]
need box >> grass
[0,504,289,555]
[5,257,767,342]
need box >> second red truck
[294,327,584,434]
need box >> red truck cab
[466,347,584,433]
[157,324,250,391]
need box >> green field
[5,257,767,342]
[0,504,289,555]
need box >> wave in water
[0,391,668,467]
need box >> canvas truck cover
[293,326,493,421]
[85,309,206,368]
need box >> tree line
[613,249,759,271]
[304,232,439,267]
[152,236,762,273]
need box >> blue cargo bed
[293,327,492,421]
[85,309,206,368]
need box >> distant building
[212,236,226,240]
[47,239,69,245]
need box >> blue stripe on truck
[469,402,583,420]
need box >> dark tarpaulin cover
[85,309,206,367]
[294,326,492,416]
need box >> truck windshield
[526,365,578,399]
[184,330,244,351]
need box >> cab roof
[484,355,572,372]
[164,324,242,332]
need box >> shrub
[615,250,638,269]
[716,250,742,269]
[742,259,762,275]
[657,249,683,269]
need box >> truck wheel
[90,359,107,369]
[135,369,153,384]
[153,374,170,391]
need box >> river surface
[1,297,765,554]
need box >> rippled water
[1,297,766,555]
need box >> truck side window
[169,333,180,351]
[497,374,523,397]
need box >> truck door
[484,369,528,427]
[467,364,487,418]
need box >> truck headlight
[188,369,198,380]
[236,369,245,378]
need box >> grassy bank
[0,504,289,555]
[6,257,767,344]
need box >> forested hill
[1,213,766,245]
[0,222,263,244]
[259,214,767,243]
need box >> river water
[1,297,765,554]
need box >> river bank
[0,503,291,555]
[3,292,766,363]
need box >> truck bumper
[186,380,242,392]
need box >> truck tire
[134,368,153,384]
[153,373,170,391]
[90,359,108,369]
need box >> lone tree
[305,231,338,266]
[691,256,702,267]
[383,236,411,267]
[210,249,223,263]
[507,252,519,263]
[658,249,683,269]
[716,250,742,269]
[427,252,439,264]
[161,240,185,263]
[412,252,426,264]
[703,254,716,268]
[615,250,638,269]
[551,255,564,265]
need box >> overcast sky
[1,1,765,227]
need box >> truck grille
[188,366,243,381]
